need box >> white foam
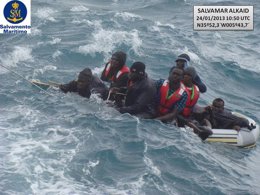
[83,160,99,175]
[238,58,260,73]
[34,8,57,22]
[70,5,89,12]
[3,105,42,124]
[52,50,63,59]
[224,53,260,73]
[89,93,103,104]
[213,32,222,39]
[0,46,34,72]
[115,12,142,21]
[143,156,161,176]
[92,66,104,76]
[143,141,161,179]
[150,21,175,34]
[6,126,84,195]
[33,65,57,77]
[37,37,61,47]
[71,19,84,25]
[150,25,161,32]
[31,27,42,36]
[156,21,175,30]
[88,160,99,168]
[49,38,61,45]
[198,35,260,73]
[34,165,43,174]
[71,19,102,28]
[78,29,142,58]
[96,175,146,195]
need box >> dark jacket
[59,76,107,99]
[210,109,250,129]
[170,66,207,93]
[119,77,157,118]
[193,75,207,93]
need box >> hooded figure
[175,53,190,69]
[100,51,130,103]
[101,51,128,83]
[181,66,200,118]
[183,66,197,81]
[111,51,127,68]
[169,53,207,93]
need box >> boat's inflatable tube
[205,112,259,148]
[31,79,60,90]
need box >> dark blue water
[0,0,260,194]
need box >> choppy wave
[0,46,33,74]
[78,29,142,57]
[34,7,57,22]
[70,5,89,12]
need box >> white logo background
[0,0,31,34]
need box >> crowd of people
[59,51,252,140]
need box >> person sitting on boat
[100,51,129,105]
[155,68,188,123]
[117,62,157,119]
[198,98,253,131]
[176,67,201,127]
[181,67,200,118]
[154,68,212,140]
[169,53,207,93]
[59,68,107,99]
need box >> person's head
[212,98,225,113]
[77,68,93,90]
[183,66,197,86]
[168,68,183,86]
[110,51,127,69]
[175,53,190,69]
[129,61,146,82]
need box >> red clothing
[104,63,129,82]
[158,80,186,116]
[182,84,200,117]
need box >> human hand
[109,87,120,94]
[233,125,241,131]
[204,106,213,115]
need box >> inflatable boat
[30,80,259,148]
[204,112,259,148]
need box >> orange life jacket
[104,63,129,82]
[182,84,200,117]
[158,80,186,116]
